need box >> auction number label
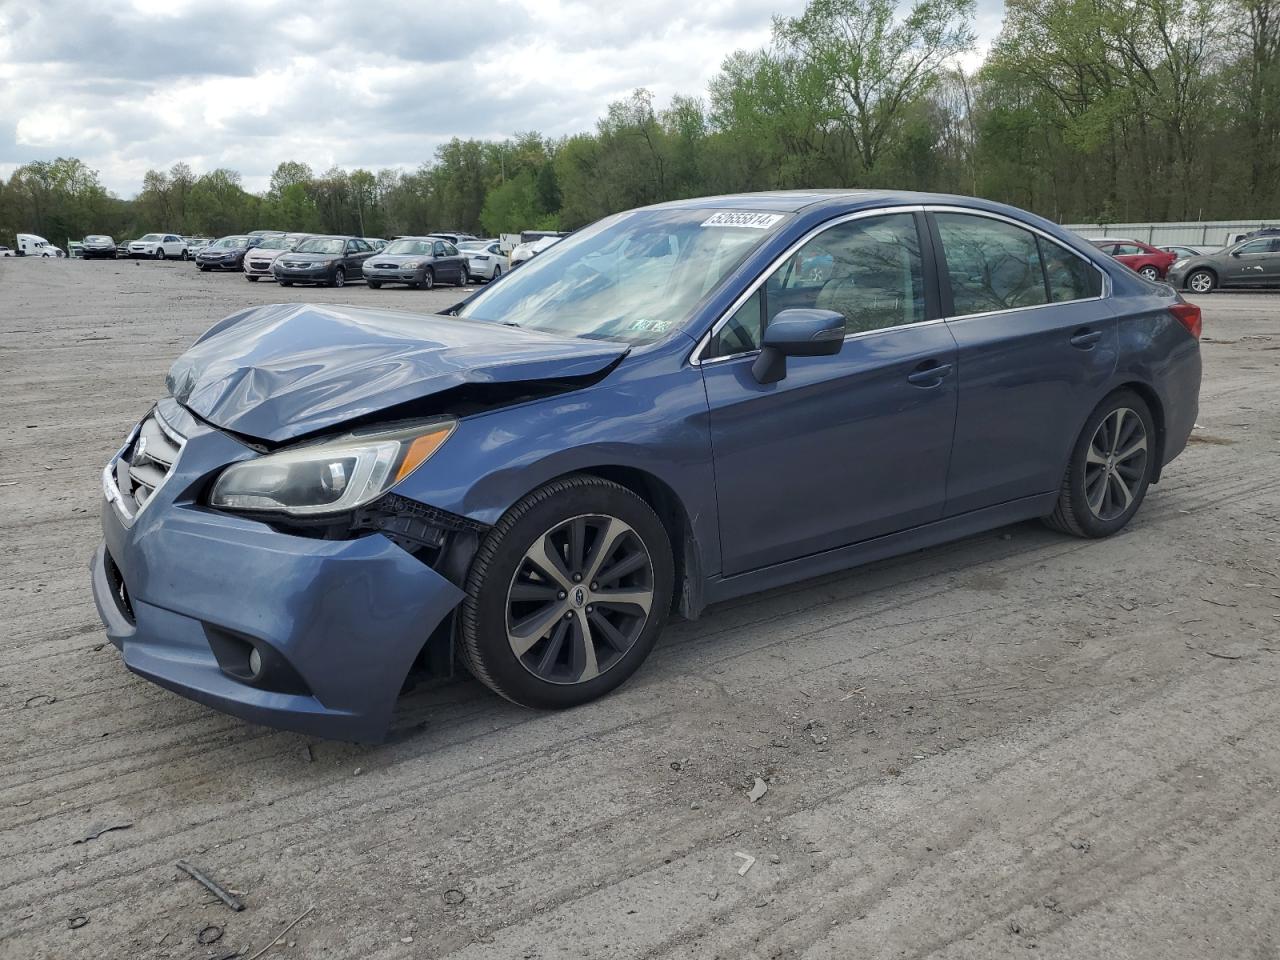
[701,212,784,229]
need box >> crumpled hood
[166,302,628,443]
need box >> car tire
[368,279,382,289]
[198,264,209,272]
[421,267,434,290]
[279,280,293,287]
[246,274,258,282]
[331,267,345,288]
[181,249,189,261]
[1187,268,1216,294]
[1138,265,1160,281]
[491,265,502,282]
[154,248,165,260]
[1043,389,1156,539]
[459,475,674,709]
[457,266,469,287]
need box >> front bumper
[244,258,279,277]
[273,264,331,282]
[363,266,424,284]
[196,258,240,270]
[90,407,465,742]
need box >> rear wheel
[491,264,502,282]
[1138,265,1160,281]
[1187,269,1216,294]
[459,476,673,708]
[1044,390,1155,538]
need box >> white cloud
[0,0,1006,196]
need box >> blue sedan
[91,191,1202,741]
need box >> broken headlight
[209,419,455,516]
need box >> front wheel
[1187,269,1216,294]
[154,248,165,260]
[330,267,345,288]
[279,280,293,287]
[1044,390,1156,538]
[245,274,258,282]
[1138,265,1160,281]
[457,266,470,287]
[459,476,674,709]
[367,279,382,289]
[198,264,209,272]
[420,267,434,290]
[181,249,189,261]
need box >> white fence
[1063,219,1279,248]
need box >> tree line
[2,0,1277,247]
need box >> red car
[1089,238,1177,281]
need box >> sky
[0,0,1006,197]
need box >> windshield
[457,208,785,344]
[384,239,433,256]
[458,241,488,252]
[86,235,111,242]
[293,238,345,255]
[210,236,249,249]
[254,236,291,250]
[140,234,163,242]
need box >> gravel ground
[2,257,1279,960]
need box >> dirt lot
[2,257,1279,960]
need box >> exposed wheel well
[571,465,700,618]
[1115,381,1166,482]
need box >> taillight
[1169,302,1202,339]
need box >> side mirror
[1231,249,1242,257]
[751,308,845,385]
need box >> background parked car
[128,233,188,260]
[196,235,253,272]
[363,237,388,251]
[1161,244,1213,259]
[16,233,64,257]
[426,231,477,246]
[0,245,12,256]
[81,235,118,259]
[509,234,562,267]
[242,234,302,281]
[459,239,509,282]
[186,237,211,255]
[1088,238,1176,280]
[1166,236,1280,293]
[272,235,375,287]
[363,236,469,289]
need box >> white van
[16,234,65,257]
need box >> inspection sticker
[701,211,784,229]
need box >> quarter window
[1112,244,1146,256]
[707,213,926,358]
[1039,237,1103,302]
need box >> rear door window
[935,213,1048,316]
[1038,237,1103,302]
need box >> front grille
[115,408,185,514]
[249,260,270,270]
[372,262,399,269]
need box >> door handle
[906,360,953,386]
[1070,328,1103,349]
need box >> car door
[1221,238,1277,286]
[432,240,454,281]
[700,210,959,576]
[443,241,464,280]
[927,209,1118,516]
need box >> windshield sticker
[701,212,784,230]
[628,318,672,333]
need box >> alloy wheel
[1188,270,1214,294]
[1084,407,1148,521]
[333,267,345,288]
[505,514,655,685]
[1139,266,1159,281]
